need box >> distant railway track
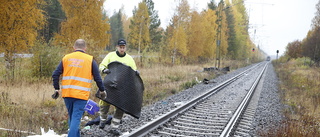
[123,62,269,137]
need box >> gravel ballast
[81,62,285,137]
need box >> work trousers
[99,100,124,128]
[64,97,87,137]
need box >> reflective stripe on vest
[61,85,91,92]
[61,51,93,100]
[62,76,92,83]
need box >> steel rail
[220,62,268,137]
[123,63,263,137]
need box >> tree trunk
[4,50,15,80]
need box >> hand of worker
[95,90,107,100]
[52,90,59,99]
[102,69,111,74]
[135,70,140,76]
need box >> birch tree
[54,0,110,53]
[186,11,205,60]
[128,2,150,55]
[202,9,218,59]
[167,0,190,64]
[0,0,46,79]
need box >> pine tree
[43,0,65,42]
[225,0,250,59]
[208,0,218,10]
[225,0,239,59]
[144,0,162,52]
[110,10,125,46]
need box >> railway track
[123,62,269,137]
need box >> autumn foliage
[128,2,151,55]
[54,0,110,51]
[0,0,46,79]
[284,1,320,66]
[0,0,264,80]
[285,40,303,59]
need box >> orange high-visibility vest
[61,51,93,100]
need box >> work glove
[95,90,107,100]
[102,69,111,74]
[52,90,59,99]
[135,70,140,76]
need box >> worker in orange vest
[52,39,106,137]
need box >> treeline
[0,0,262,79]
[284,1,320,67]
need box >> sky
[103,0,319,56]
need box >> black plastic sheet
[101,61,144,119]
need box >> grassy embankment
[259,57,320,136]
[0,55,249,136]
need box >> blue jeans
[64,97,87,137]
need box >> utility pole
[215,0,224,69]
[215,0,240,69]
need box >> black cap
[117,39,126,46]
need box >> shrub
[180,79,198,90]
[272,58,320,136]
[29,40,65,78]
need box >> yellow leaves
[176,0,191,26]
[169,26,188,56]
[166,1,224,61]
[202,9,218,58]
[54,0,110,50]
[187,11,204,58]
[0,0,46,79]
[128,2,150,53]
[0,0,46,53]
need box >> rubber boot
[109,117,121,135]
[99,105,110,129]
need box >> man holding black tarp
[97,39,142,135]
